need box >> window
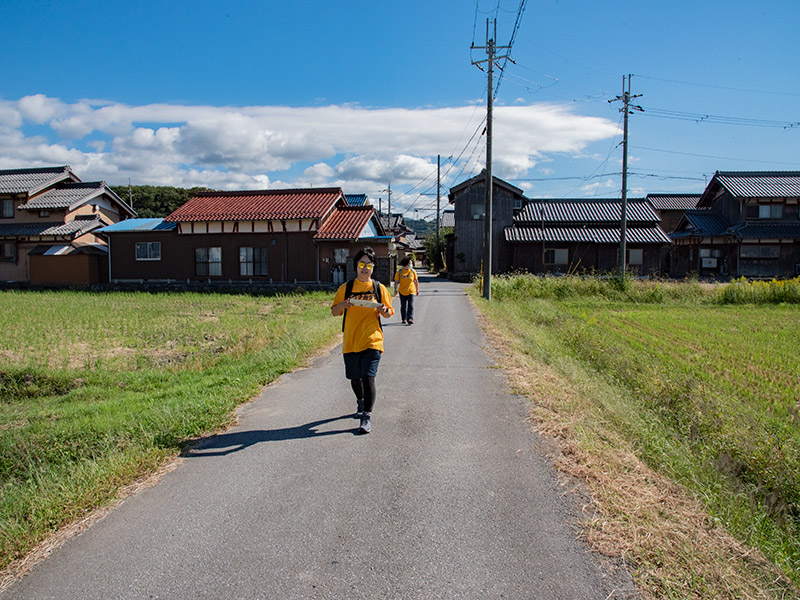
[39,210,50,218]
[628,248,643,266]
[239,247,268,276]
[1,199,13,218]
[471,203,484,220]
[544,248,568,265]
[746,204,783,219]
[0,242,14,261]
[195,247,222,277]
[135,242,161,261]
[334,248,349,264]
[740,245,780,259]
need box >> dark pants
[400,293,415,322]
[344,349,382,413]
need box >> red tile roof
[164,188,343,222]
[314,206,376,240]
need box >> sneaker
[407,318,414,325]
[401,320,407,324]
[359,412,372,434]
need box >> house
[506,198,671,275]
[646,194,702,275]
[0,165,136,285]
[670,171,800,278]
[447,172,527,276]
[344,194,370,207]
[98,187,392,286]
[448,172,670,276]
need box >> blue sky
[2,0,798,219]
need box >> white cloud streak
[0,94,618,210]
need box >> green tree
[109,185,212,218]
[423,227,452,272]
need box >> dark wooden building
[505,198,671,275]
[671,171,800,279]
[98,188,392,286]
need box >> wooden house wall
[316,241,392,285]
[30,254,106,285]
[109,231,320,282]
[452,181,517,274]
[510,243,662,275]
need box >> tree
[423,227,452,272]
[109,185,211,218]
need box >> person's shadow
[183,414,358,457]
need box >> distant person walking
[331,247,394,434]
[394,256,419,325]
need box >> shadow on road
[183,414,358,457]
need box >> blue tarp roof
[97,219,177,233]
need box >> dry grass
[475,310,798,600]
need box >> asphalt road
[2,273,637,599]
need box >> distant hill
[404,217,435,238]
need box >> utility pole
[387,182,392,235]
[472,19,510,301]
[609,74,642,283]
[435,154,441,249]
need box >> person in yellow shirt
[393,255,419,325]
[331,247,394,434]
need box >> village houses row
[1,165,799,287]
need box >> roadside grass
[471,274,799,600]
[0,290,340,572]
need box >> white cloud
[0,95,619,199]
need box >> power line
[639,106,799,129]
[633,73,800,98]
[631,145,800,165]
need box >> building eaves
[514,198,657,224]
[714,171,800,198]
[646,194,702,211]
[448,172,525,203]
[97,218,177,233]
[505,225,671,244]
[0,166,76,195]
[730,222,800,240]
[165,188,343,222]
[314,206,375,240]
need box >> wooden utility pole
[472,19,510,301]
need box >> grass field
[0,290,340,572]
[472,274,800,600]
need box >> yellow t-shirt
[333,279,394,353]
[394,267,418,296]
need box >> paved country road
[1,273,638,599]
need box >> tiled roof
[41,217,106,237]
[515,198,658,223]
[672,211,732,238]
[449,172,525,202]
[97,218,177,233]
[715,171,800,198]
[0,217,105,238]
[731,222,800,239]
[646,194,701,211]
[165,188,343,222]
[314,206,375,240]
[505,225,671,244]
[0,223,64,237]
[18,181,106,210]
[0,166,75,194]
[28,243,108,256]
[345,194,368,206]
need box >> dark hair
[353,247,376,269]
[400,256,411,267]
